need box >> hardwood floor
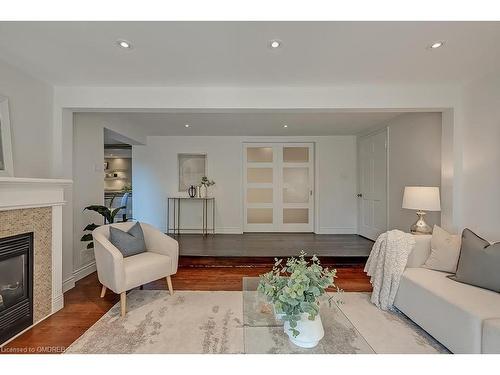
[1,257,371,354]
[174,233,374,257]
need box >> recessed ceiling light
[116,39,132,49]
[283,124,288,128]
[184,124,190,128]
[270,40,282,49]
[429,41,444,49]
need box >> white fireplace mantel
[0,177,73,314]
[0,177,72,211]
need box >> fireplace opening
[0,232,33,344]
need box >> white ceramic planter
[284,313,325,348]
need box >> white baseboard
[166,227,243,234]
[215,227,243,234]
[62,275,75,293]
[317,227,357,234]
[63,261,96,293]
[73,261,96,282]
[52,293,64,313]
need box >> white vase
[284,313,324,348]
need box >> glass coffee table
[243,277,375,354]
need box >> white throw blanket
[364,230,416,310]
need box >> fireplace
[0,232,33,344]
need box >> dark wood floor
[174,233,373,257]
[1,256,371,354]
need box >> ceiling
[87,110,407,136]
[0,21,499,86]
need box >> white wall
[387,113,442,231]
[63,113,145,291]
[0,60,53,177]
[52,84,465,265]
[461,72,500,242]
[133,136,358,234]
[71,116,104,286]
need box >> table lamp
[402,186,441,235]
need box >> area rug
[65,290,448,354]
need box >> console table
[166,197,215,236]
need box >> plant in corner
[257,251,341,348]
[80,205,126,249]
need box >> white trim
[62,275,75,293]
[51,205,64,314]
[73,261,97,282]
[0,201,67,211]
[0,177,72,185]
[214,227,242,234]
[317,227,357,234]
[62,262,97,293]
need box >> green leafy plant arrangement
[257,251,341,337]
[80,205,126,249]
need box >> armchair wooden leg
[166,276,174,296]
[120,292,127,317]
[100,285,107,298]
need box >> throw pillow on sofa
[109,222,147,257]
[423,225,461,273]
[448,228,500,292]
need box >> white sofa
[394,235,500,354]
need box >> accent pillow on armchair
[448,228,500,292]
[109,221,147,257]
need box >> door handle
[357,193,363,198]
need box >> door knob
[357,193,363,197]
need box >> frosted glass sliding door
[243,143,314,232]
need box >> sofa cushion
[423,225,461,273]
[394,267,500,353]
[109,222,146,258]
[449,228,500,292]
[123,252,172,290]
[482,319,500,354]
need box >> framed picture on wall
[178,153,207,191]
[0,96,14,177]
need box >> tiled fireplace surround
[0,177,71,344]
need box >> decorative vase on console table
[188,185,197,198]
[199,176,215,198]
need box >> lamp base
[410,211,433,235]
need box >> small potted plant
[258,251,341,348]
[200,176,215,198]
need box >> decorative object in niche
[178,154,207,191]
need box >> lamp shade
[402,186,441,211]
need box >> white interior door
[357,130,387,240]
[244,143,314,232]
